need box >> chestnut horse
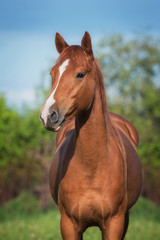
[40,32,142,240]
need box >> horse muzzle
[40,109,65,132]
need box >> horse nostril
[50,110,59,124]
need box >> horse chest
[59,181,111,229]
[58,161,126,228]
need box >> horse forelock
[56,45,92,70]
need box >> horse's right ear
[55,33,69,54]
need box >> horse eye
[76,72,85,79]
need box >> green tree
[0,95,56,204]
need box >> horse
[40,32,142,240]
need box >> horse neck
[75,60,111,172]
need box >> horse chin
[45,124,62,132]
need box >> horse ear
[55,32,69,53]
[81,31,93,55]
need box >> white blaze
[41,59,70,124]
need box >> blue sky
[0,0,160,107]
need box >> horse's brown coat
[40,32,142,240]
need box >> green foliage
[0,95,56,203]
[0,197,159,240]
[0,191,42,221]
[96,33,160,202]
[0,210,60,240]
[0,97,22,167]
[131,197,160,222]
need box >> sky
[0,0,160,108]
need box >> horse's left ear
[55,32,69,54]
[81,31,93,55]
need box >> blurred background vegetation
[0,33,160,239]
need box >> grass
[0,195,160,240]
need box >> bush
[0,191,42,221]
[0,96,56,204]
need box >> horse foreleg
[102,214,125,240]
[60,211,82,240]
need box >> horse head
[40,32,96,131]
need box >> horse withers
[40,32,142,240]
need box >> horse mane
[93,58,110,126]
[93,58,126,160]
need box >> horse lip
[54,118,65,132]
[55,126,61,132]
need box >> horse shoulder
[50,125,75,204]
[109,112,139,148]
